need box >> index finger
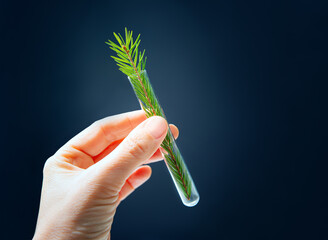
[59,110,147,158]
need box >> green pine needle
[106,28,192,200]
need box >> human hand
[33,110,179,240]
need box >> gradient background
[1,0,327,239]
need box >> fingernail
[146,116,167,139]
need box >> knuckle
[91,120,110,143]
[42,156,55,175]
[90,120,104,134]
[91,119,101,128]
[126,136,147,159]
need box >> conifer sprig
[106,28,192,200]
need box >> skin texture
[33,110,179,240]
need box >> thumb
[93,116,168,187]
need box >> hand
[33,110,179,240]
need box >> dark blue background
[1,0,327,239]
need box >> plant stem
[165,144,190,199]
[122,45,156,116]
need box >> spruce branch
[106,28,192,200]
